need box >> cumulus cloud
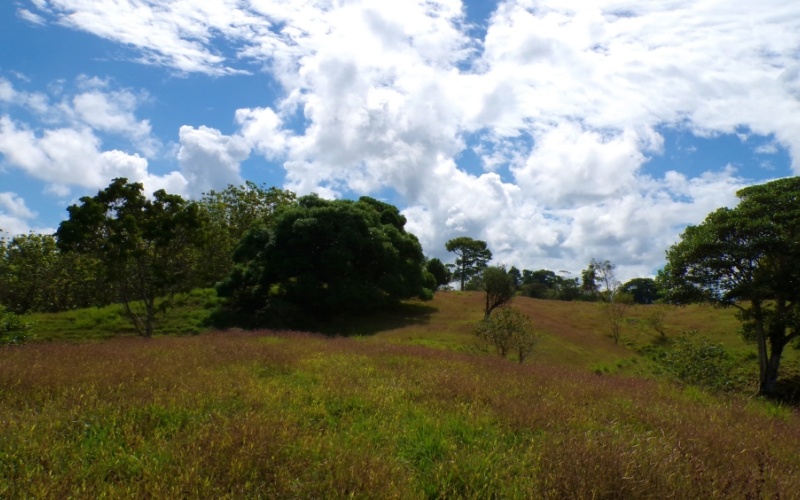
[0,115,186,198]
[13,0,800,277]
[0,192,43,236]
[177,125,250,197]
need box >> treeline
[439,237,660,304]
[0,181,296,317]
[1,179,436,335]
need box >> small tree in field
[481,266,516,318]
[603,291,633,344]
[474,307,539,363]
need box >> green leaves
[445,237,492,291]
[55,178,204,337]
[217,195,429,324]
[661,176,800,394]
[474,307,538,363]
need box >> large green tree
[445,237,492,291]
[196,182,296,286]
[56,178,204,337]
[217,195,430,323]
[660,177,800,395]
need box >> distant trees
[445,237,492,291]
[621,278,660,304]
[519,269,581,301]
[660,177,800,396]
[217,195,430,324]
[582,259,616,300]
[56,178,204,337]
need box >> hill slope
[4,292,800,497]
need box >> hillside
[3,292,800,497]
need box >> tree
[660,177,800,396]
[0,233,109,313]
[481,266,516,318]
[445,237,492,291]
[621,277,660,304]
[603,292,633,344]
[474,307,538,363]
[425,258,452,290]
[217,195,429,323]
[56,178,204,337]
[196,183,296,287]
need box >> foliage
[0,305,31,345]
[582,258,617,300]
[474,307,538,363]
[217,195,429,324]
[425,257,452,290]
[480,266,516,318]
[520,269,582,301]
[640,333,751,392]
[196,183,297,286]
[621,277,661,304]
[445,236,492,291]
[0,234,110,313]
[660,177,800,395]
[56,178,204,337]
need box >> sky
[1,0,800,281]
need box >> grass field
[4,291,800,497]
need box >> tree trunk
[760,340,785,396]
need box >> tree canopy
[445,236,492,291]
[196,182,297,286]
[621,278,660,305]
[481,266,517,318]
[660,176,800,395]
[217,195,430,324]
[56,178,204,337]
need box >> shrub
[474,307,538,363]
[641,332,749,392]
[0,306,31,345]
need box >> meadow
[2,292,800,498]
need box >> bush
[474,307,539,363]
[0,306,31,345]
[640,332,749,392]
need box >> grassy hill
[3,292,800,497]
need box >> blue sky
[1,0,799,280]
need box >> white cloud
[177,125,250,197]
[235,107,287,158]
[12,0,800,275]
[0,192,44,236]
[16,8,46,25]
[0,115,186,196]
[71,90,158,156]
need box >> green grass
[24,288,222,341]
[4,290,800,496]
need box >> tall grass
[2,331,799,498]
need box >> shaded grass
[2,331,800,498]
